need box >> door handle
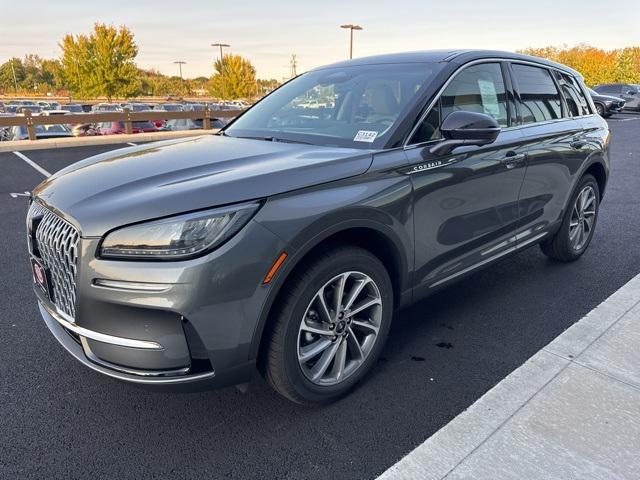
[501,151,526,169]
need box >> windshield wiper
[233,135,313,145]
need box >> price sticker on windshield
[354,130,378,143]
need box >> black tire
[594,103,605,116]
[540,174,600,262]
[261,245,393,405]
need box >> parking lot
[1,114,639,479]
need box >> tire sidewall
[558,175,600,259]
[280,249,393,403]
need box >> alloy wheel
[569,185,597,251]
[297,271,382,386]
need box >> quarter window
[411,62,508,144]
[554,71,591,117]
[512,64,562,124]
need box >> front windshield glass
[226,62,441,149]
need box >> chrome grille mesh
[28,201,79,318]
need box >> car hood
[33,135,373,236]
[591,93,624,102]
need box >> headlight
[99,202,260,260]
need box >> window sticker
[354,130,378,143]
[478,79,500,117]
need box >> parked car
[40,109,71,116]
[71,123,100,137]
[7,124,73,140]
[157,103,184,112]
[121,103,152,112]
[92,103,122,113]
[165,117,227,131]
[588,89,625,117]
[62,104,85,113]
[98,121,158,135]
[593,84,640,111]
[16,106,43,115]
[27,50,609,405]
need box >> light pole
[173,60,186,79]
[211,43,230,101]
[340,24,363,59]
[9,60,18,93]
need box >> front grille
[28,201,80,319]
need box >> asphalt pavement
[1,115,639,480]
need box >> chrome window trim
[404,57,594,149]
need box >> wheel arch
[249,220,410,362]
[584,160,607,198]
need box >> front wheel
[540,174,600,262]
[261,246,393,405]
[595,103,605,116]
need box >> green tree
[0,58,24,93]
[207,54,257,100]
[614,48,640,83]
[59,23,139,100]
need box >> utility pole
[173,60,186,79]
[290,54,298,78]
[10,60,18,93]
[211,43,230,101]
[340,24,363,59]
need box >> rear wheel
[261,246,393,405]
[540,174,600,262]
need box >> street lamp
[173,60,186,79]
[211,43,231,101]
[340,24,363,60]
[9,60,18,93]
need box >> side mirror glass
[430,111,501,156]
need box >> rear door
[619,84,640,109]
[509,63,589,245]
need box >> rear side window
[554,71,591,116]
[512,64,562,124]
[410,62,508,144]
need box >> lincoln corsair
[27,50,609,404]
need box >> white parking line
[126,142,137,146]
[12,151,51,177]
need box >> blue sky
[1,0,638,79]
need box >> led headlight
[100,202,260,260]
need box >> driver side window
[411,63,508,144]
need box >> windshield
[226,62,441,148]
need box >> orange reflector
[263,252,287,284]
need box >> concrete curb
[0,129,218,153]
[379,274,640,480]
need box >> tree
[518,44,640,86]
[207,54,257,100]
[0,58,24,93]
[59,23,139,100]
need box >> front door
[405,62,528,298]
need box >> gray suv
[593,83,640,111]
[28,50,609,404]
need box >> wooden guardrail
[0,107,245,140]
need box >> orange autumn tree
[518,45,640,86]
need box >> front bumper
[39,301,216,385]
[34,217,288,389]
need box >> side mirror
[430,111,501,156]
[627,90,637,96]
